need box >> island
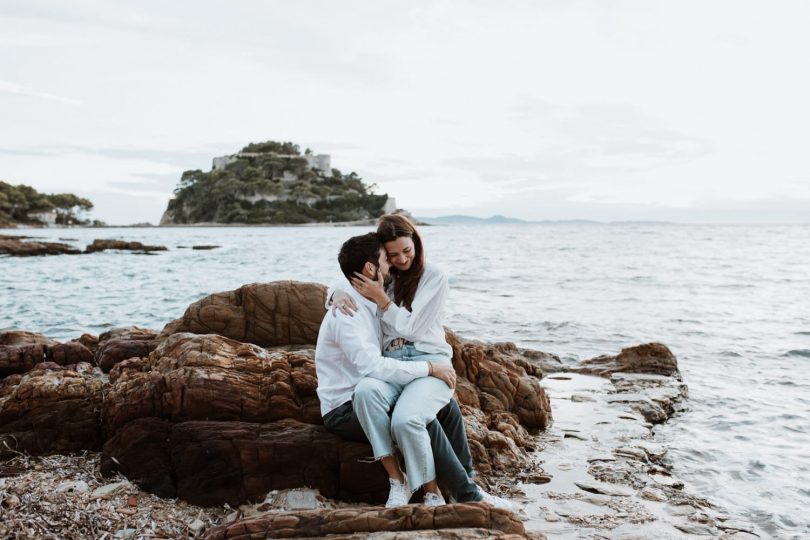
[0,181,96,227]
[160,141,397,225]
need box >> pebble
[650,473,684,489]
[189,518,206,535]
[55,480,90,493]
[640,486,667,502]
[90,481,132,500]
[574,480,635,497]
[113,529,136,539]
[673,522,716,536]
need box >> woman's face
[384,236,415,272]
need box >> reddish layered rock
[95,327,158,373]
[0,362,103,456]
[573,343,679,377]
[102,418,389,506]
[98,326,158,343]
[84,239,167,253]
[0,331,94,377]
[103,333,321,437]
[446,331,552,429]
[0,235,81,256]
[102,330,549,504]
[203,504,531,539]
[445,331,551,476]
[102,281,552,506]
[157,281,327,347]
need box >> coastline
[0,281,762,539]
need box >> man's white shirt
[315,285,429,416]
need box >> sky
[1,0,809,225]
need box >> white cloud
[0,0,809,223]
[0,80,81,105]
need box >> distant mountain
[418,215,601,225]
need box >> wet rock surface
[84,239,168,253]
[0,235,82,256]
[514,344,762,538]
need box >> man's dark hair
[338,232,382,280]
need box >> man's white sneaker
[385,477,412,508]
[423,491,446,507]
[478,489,514,512]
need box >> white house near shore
[27,209,57,226]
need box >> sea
[2,223,809,537]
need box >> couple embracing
[314,214,512,509]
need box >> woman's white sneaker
[478,489,514,511]
[423,491,446,507]
[385,478,413,508]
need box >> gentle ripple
[2,223,809,536]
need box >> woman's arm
[352,265,448,341]
[325,278,358,316]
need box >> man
[315,232,512,510]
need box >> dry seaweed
[0,452,230,539]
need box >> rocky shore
[0,281,756,538]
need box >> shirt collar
[345,285,379,315]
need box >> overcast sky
[1,0,809,224]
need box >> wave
[782,349,810,358]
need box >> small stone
[127,494,137,506]
[113,529,136,539]
[640,486,667,502]
[575,480,635,497]
[2,494,20,508]
[189,518,206,535]
[55,480,90,493]
[90,481,131,500]
[674,522,715,535]
[614,446,648,461]
[284,489,321,510]
[563,431,588,440]
[650,473,684,489]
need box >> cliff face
[161,141,390,225]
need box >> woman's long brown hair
[377,214,425,311]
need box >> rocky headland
[161,141,394,225]
[0,281,758,539]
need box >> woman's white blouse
[328,261,453,357]
[380,261,452,357]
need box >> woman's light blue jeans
[353,345,454,492]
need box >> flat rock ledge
[516,344,761,538]
[203,504,538,540]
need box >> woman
[332,215,511,510]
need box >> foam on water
[2,223,809,536]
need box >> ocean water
[2,223,809,536]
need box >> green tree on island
[0,181,94,225]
